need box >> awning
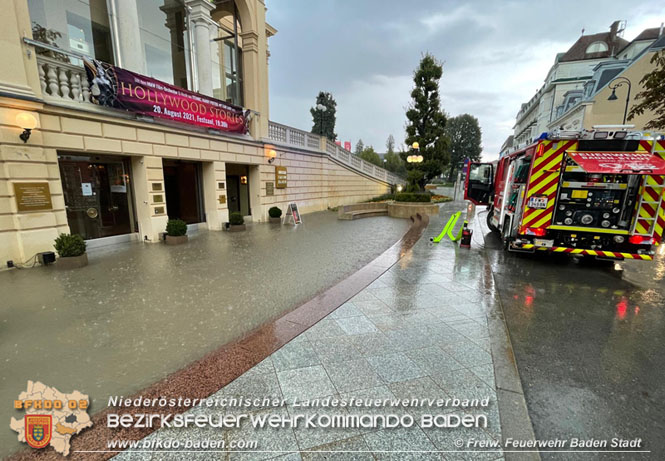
[567,151,665,175]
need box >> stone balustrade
[268,121,403,185]
[37,55,91,103]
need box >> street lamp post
[607,77,632,125]
[406,142,423,164]
[406,142,423,190]
[315,103,327,136]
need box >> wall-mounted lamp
[16,112,37,143]
[267,149,277,164]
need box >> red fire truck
[464,129,665,261]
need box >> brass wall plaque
[14,182,53,212]
[275,166,287,189]
[154,206,165,215]
[151,183,163,191]
[153,194,164,203]
[266,182,274,196]
[218,195,226,204]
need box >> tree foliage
[354,139,365,154]
[358,145,382,167]
[386,135,395,154]
[628,50,665,130]
[403,54,448,189]
[444,114,482,180]
[310,92,337,140]
[383,134,407,176]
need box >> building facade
[548,33,665,132]
[0,0,398,268]
[513,21,630,148]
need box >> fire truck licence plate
[527,196,548,209]
[534,239,554,248]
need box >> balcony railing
[37,55,92,103]
[268,121,403,185]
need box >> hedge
[394,193,431,203]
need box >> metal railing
[267,121,403,185]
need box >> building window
[27,0,114,64]
[586,41,608,54]
[212,14,243,106]
[137,0,189,89]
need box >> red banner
[568,152,665,175]
[84,60,248,134]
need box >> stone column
[202,161,228,230]
[114,0,146,73]
[131,156,168,242]
[186,0,216,96]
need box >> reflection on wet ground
[114,203,506,460]
[0,211,408,457]
[478,210,665,460]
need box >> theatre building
[0,0,399,267]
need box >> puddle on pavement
[0,211,407,456]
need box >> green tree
[358,146,382,167]
[383,134,406,176]
[444,114,482,180]
[386,134,395,154]
[384,151,407,176]
[403,54,448,189]
[628,50,665,130]
[354,139,365,154]
[310,91,337,139]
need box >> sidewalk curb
[473,208,541,461]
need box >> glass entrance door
[58,154,135,240]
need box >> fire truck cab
[465,129,665,261]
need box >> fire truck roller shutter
[567,152,665,175]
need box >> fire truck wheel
[502,218,512,250]
[486,209,498,232]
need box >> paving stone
[353,299,394,317]
[363,427,439,461]
[288,401,361,450]
[301,435,373,460]
[366,353,427,383]
[430,369,496,402]
[277,365,336,401]
[310,336,363,365]
[330,302,364,319]
[405,346,466,375]
[303,319,347,341]
[271,338,321,372]
[350,332,398,357]
[334,315,379,335]
[323,358,385,393]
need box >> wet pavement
[1,211,408,457]
[478,209,665,460]
[114,204,506,460]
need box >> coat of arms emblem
[25,415,52,449]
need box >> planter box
[228,224,246,232]
[165,235,188,245]
[57,253,88,269]
[269,217,282,224]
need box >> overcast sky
[265,1,665,160]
